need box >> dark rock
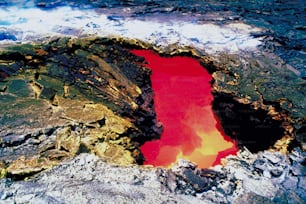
[202,169,221,178]
[270,167,283,177]
[295,126,306,150]
[107,15,124,21]
[181,169,209,193]
[212,94,285,152]
[39,87,57,101]
[291,161,306,176]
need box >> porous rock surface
[0,148,305,203]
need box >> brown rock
[0,37,159,178]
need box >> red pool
[131,50,237,168]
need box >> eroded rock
[0,37,160,178]
[1,148,304,203]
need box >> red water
[131,50,237,168]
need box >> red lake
[131,50,237,168]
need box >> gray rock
[165,170,177,193]
[273,189,305,204]
[291,161,306,176]
[298,176,306,191]
[263,151,282,164]
[254,158,268,172]
[263,170,272,178]
[217,179,235,195]
[0,154,207,204]
[282,177,298,190]
[175,159,197,170]
[289,147,305,163]
[233,192,275,204]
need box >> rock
[181,169,209,192]
[174,159,197,170]
[0,37,160,177]
[0,154,208,204]
[6,156,56,178]
[289,147,305,163]
[0,162,6,179]
[0,191,13,200]
[0,1,305,203]
[270,167,283,177]
[263,170,271,178]
[94,142,135,165]
[281,177,298,190]
[165,170,177,193]
[166,160,224,195]
[253,158,268,172]
[298,176,306,193]
[237,147,255,161]
[216,179,235,195]
[233,192,275,204]
[39,87,57,101]
[237,170,277,198]
[273,188,305,204]
[291,161,306,176]
[263,151,282,164]
[198,189,229,204]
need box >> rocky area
[0,147,305,203]
[2,0,304,76]
[0,37,162,179]
[1,35,304,177]
[0,0,305,203]
[0,36,305,203]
